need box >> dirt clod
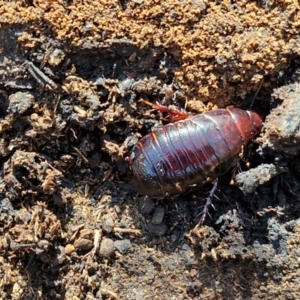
[235,163,286,194]
[258,83,300,157]
[1,1,300,299]
[8,92,34,115]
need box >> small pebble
[52,246,66,267]
[114,239,131,254]
[103,217,115,233]
[190,269,198,277]
[151,205,165,224]
[74,238,93,251]
[99,238,116,257]
[147,221,167,236]
[65,244,75,255]
[139,196,156,215]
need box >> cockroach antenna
[250,71,267,108]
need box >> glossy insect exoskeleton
[128,105,263,197]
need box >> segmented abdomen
[130,106,262,197]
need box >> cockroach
[127,101,263,198]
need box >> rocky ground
[1,1,300,299]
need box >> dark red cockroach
[128,103,263,197]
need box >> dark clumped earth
[1,1,300,299]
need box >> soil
[1,1,300,299]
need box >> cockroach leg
[194,180,219,228]
[230,162,242,185]
[138,99,192,121]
